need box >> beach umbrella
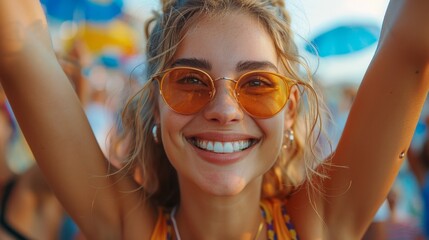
[40,0,123,22]
[305,24,380,58]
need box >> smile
[187,138,258,153]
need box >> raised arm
[288,0,429,238]
[0,1,152,238]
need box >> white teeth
[233,142,240,152]
[213,142,223,153]
[193,139,253,153]
[207,141,214,151]
[223,142,234,153]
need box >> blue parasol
[305,24,380,58]
[40,0,123,22]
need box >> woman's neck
[176,177,265,240]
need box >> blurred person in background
[385,185,423,240]
[0,86,82,240]
[408,115,429,240]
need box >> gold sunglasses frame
[151,66,297,118]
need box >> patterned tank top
[150,198,299,240]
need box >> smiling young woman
[1,0,429,239]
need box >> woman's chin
[196,174,253,197]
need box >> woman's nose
[202,81,244,125]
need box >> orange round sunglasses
[152,67,296,118]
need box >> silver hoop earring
[152,124,159,143]
[283,129,295,149]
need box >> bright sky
[124,0,389,37]
[123,0,390,85]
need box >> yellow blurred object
[63,19,138,56]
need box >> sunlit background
[4,0,428,239]
[44,0,391,85]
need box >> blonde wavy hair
[113,0,331,209]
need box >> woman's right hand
[0,0,53,68]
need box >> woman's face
[157,12,296,196]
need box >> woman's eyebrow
[236,60,279,72]
[170,58,212,70]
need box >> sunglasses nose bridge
[214,76,236,82]
[212,77,240,102]
[203,81,244,123]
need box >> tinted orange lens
[236,72,288,118]
[160,68,213,114]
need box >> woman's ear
[284,85,300,130]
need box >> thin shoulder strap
[260,198,299,240]
[0,178,30,240]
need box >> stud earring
[283,129,295,149]
[152,124,159,143]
